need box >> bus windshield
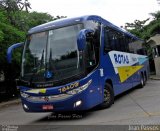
[22,24,84,83]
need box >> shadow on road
[115,85,139,101]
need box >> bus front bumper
[19,78,102,112]
[21,90,99,112]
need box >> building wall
[147,34,160,75]
[154,57,160,76]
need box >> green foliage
[125,18,150,30]
[129,19,160,40]
[150,11,160,20]
[16,11,53,31]
[0,22,25,63]
[0,30,4,42]
[149,21,160,35]
[127,11,160,40]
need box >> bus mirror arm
[77,29,94,51]
[7,42,24,63]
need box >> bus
[7,15,149,112]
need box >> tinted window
[84,21,101,71]
[104,26,129,53]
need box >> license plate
[42,105,54,110]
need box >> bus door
[85,31,103,105]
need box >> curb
[150,77,160,80]
[0,99,21,109]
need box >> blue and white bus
[7,15,149,112]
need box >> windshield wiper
[44,49,54,79]
[39,49,45,71]
[29,49,45,85]
[45,48,53,70]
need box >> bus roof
[28,15,141,41]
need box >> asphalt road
[0,80,160,126]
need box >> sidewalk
[0,98,21,109]
[150,75,160,80]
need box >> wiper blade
[44,49,54,79]
[40,49,45,70]
[29,49,45,85]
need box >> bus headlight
[67,80,92,95]
[20,92,30,98]
[23,104,29,110]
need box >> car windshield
[22,24,84,83]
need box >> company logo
[44,71,53,79]
[43,96,49,102]
[114,54,129,64]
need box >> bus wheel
[139,74,145,88]
[100,83,114,108]
[144,72,147,84]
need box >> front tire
[100,83,114,108]
[138,73,145,88]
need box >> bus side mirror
[77,29,94,51]
[7,42,24,63]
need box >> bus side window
[124,37,130,52]
[137,48,147,55]
[104,27,118,52]
[104,26,132,53]
[128,38,135,53]
[104,27,112,53]
[85,39,96,67]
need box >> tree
[54,15,67,20]
[0,0,31,25]
[0,0,31,12]
[0,0,19,11]
[18,0,31,12]
[125,18,150,30]
[16,11,54,31]
[150,11,160,20]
